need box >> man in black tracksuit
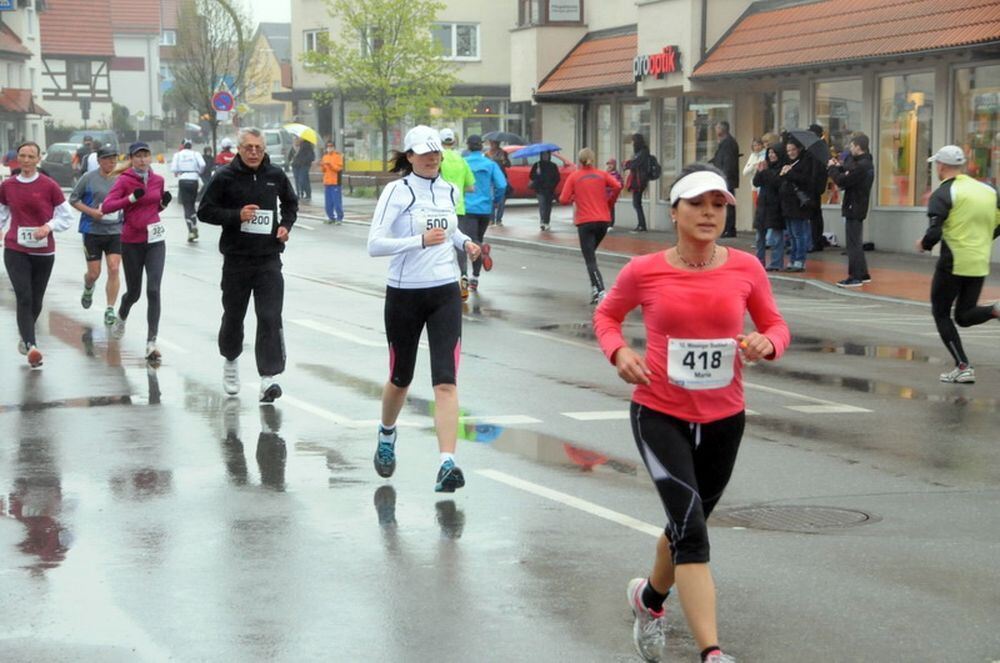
[197,127,298,402]
[827,133,874,287]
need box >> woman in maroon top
[0,142,75,367]
[559,147,622,304]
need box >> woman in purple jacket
[101,142,172,361]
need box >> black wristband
[421,235,426,249]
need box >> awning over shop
[0,89,50,116]
[0,24,32,60]
[692,0,1000,80]
[535,26,637,100]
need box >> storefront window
[878,72,934,206]
[659,97,679,200]
[814,79,863,157]
[621,101,651,197]
[954,64,1000,188]
[683,97,732,164]
[780,89,799,132]
[595,103,612,164]
[763,92,777,134]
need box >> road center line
[744,380,864,408]
[155,336,189,354]
[289,319,385,347]
[477,469,662,538]
[516,329,601,351]
[296,223,315,231]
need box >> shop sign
[633,46,681,82]
[549,0,581,21]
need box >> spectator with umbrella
[516,143,561,231]
[778,137,818,272]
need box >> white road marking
[289,319,384,347]
[282,396,434,428]
[516,329,600,351]
[282,394,351,424]
[563,410,630,421]
[155,337,189,354]
[296,223,315,231]
[460,414,542,425]
[477,469,662,538]
[284,271,382,298]
[785,404,872,414]
[745,380,871,412]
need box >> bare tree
[165,0,266,149]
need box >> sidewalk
[299,195,1000,305]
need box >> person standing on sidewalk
[367,125,482,493]
[0,141,75,368]
[752,144,786,271]
[486,139,511,226]
[102,142,172,363]
[529,150,560,231]
[709,122,740,237]
[291,137,315,199]
[559,147,622,304]
[197,127,298,402]
[594,163,789,663]
[827,133,874,287]
[624,134,651,231]
[917,145,1000,384]
[170,140,206,242]
[460,135,503,295]
[807,123,830,252]
[70,146,123,326]
[320,141,344,224]
[778,140,815,272]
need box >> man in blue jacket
[459,135,505,294]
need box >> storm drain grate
[710,505,879,532]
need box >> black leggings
[577,222,609,291]
[930,266,995,366]
[456,214,490,277]
[630,402,745,565]
[385,283,462,387]
[4,249,54,346]
[119,241,165,341]
[178,180,199,230]
[632,189,647,229]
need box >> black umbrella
[787,128,831,164]
[482,130,525,144]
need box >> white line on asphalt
[282,396,434,429]
[785,404,872,414]
[282,394,352,424]
[744,380,870,411]
[563,410,630,421]
[296,223,315,231]
[155,337,189,354]
[476,469,662,538]
[460,414,543,425]
[516,329,600,351]
[284,271,382,298]
[289,318,384,347]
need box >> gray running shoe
[104,307,116,326]
[81,283,95,309]
[374,427,397,478]
[627,578,666,662]
[111,317,127,339]
[940,365,975,384]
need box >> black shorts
[83,234,122,262]
[384,283,462,388]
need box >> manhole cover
[710,505,879,532]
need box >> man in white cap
[438,128,475,299]
[917,145,1000,384]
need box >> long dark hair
[388,150,412,175]
[668,163,726,208]
[632,133,647,153]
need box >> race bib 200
[242,209,274,235]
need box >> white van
[262,129,292,171]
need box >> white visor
[669,171,737,206]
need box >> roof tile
[537,32,637,96]
[40,0,115,57]
[693,0,1000,78]
[111,0,161,34]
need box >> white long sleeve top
[367,172,472,289]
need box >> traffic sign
[212,91,235,112]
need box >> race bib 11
[16,227,47,249]
[667,338,737,390]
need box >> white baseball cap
[927,145,966,166]
[669,170,737,206]
[439,128,456,145]
[403,125,442,155]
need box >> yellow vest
[942,174,1000,277]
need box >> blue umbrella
[510,143,561,159]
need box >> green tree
[303,0,474,169]
[112,103,133,134]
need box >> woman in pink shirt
[559,148,622,304]
[594,164,790,663]
[102,142,171,362]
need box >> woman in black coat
[529,151,560,231]
[777,140,817,272]
[752,144,786,271]
[623,133,650,231]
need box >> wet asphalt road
[1,189,999,662]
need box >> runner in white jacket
[367,125,481,492]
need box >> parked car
[263,128,293,171]
[41,142,82,187]
[68,129,120,156]
[501,146,575,198]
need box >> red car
[501,146,575,198]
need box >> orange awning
[0,89,50,116]
[536,27,637,100]
[693,0,1000,80]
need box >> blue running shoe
[434,459,465,493]
[374,427,397,478]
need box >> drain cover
[710,505,878,532]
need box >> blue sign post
[0,0,16,11]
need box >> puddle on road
[793,336,943,364]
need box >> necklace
[676,245,716,268]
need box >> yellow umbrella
[284,123,319,144]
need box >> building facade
[245,23,293,129]
[0,1,48,151]
[109,0,162,132]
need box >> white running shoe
[112,317,127,339]
[939,365,975,384]
[259,376,282,403]
[145,340,161,363]
[223,360,240,395]
[704,651,736,663]
[17,340,27,355]
[627,578,666,662]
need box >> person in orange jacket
[321,141,344,224]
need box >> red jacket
[559,166,622,225]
